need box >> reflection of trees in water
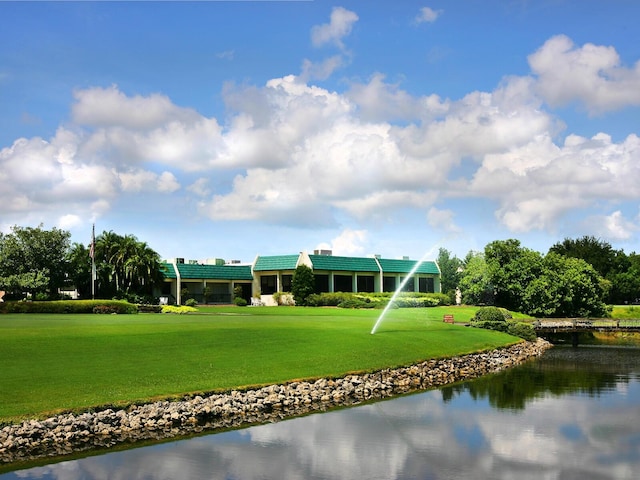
[441,347,640,410]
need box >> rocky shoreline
[1,338,552,465]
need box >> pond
[2,346,639,479]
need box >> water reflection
[4,347,640,480]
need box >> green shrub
[271,292,295,306]
[507,321,537,341]
[161,305,198,314]
[0,300,138,314]
[234,297,248,307]
[291,265,316,306]
[392,296,439,308]
[306,292,354,307]
[472,306,509,322]
[338,297,376,309]
[470,314,538,341]
[184,298,198,307]
[304,292,442,309]
[137,304,163,313]
[427,292,451,306]
[470,320,509,332]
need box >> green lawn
[610,305,640,319]
[0,306,517,424]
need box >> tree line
[2,225,639,316]
[438,236,640,318]
[0,225,164,303]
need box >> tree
[550,236,632,304]
[458,252,494,305]
[0,272,50,298]
[485,239,544,312]
[549,236,626,278]
[0,224,71,298]
[66,242,92,298]
[94,231,164,300]
[291,264,315,306]
[437,248,462,301]
[482,240,608,317]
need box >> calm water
[3,346,640,480]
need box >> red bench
[443,314,455,324]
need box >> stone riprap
[1,338,552,465]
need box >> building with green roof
[161,260,253,305]
[161,250,440,305]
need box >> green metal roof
[162,262,253,280]
[377,258,439,275]
[253,255,300,271]
[309,254,380,272]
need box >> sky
[1,1,639,264]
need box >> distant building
[159,251,441,305]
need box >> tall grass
[0,306,517,423]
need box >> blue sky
[1,1,639,263]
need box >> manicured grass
[610,305,640,319]
[0,306,517,424]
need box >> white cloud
[415,7,442,24]
[300,55,346,82]
[529,35,640,114]
[187,178,211,197]
[316,228,369,256]
[72,85,201,129]
[469,132,640,232]
[427,207,461,234]
[346,73,449,123]
[310,7,358,49]
[585,210,638,241]
[2,33,640,248]
[57,214,82,230]
[119,169,180,193]
[157,171,180,193]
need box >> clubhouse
[160,250,441,306]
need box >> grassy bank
[0,306,517,424]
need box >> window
[260,275,277,295]
[419,277,435,293]
[281,274,293,292]
[401,277,415,292]
[334,275,353,292]
[383,276,396,292]
[357,275,374,293]
[315,274,329,293]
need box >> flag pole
[90,224,96,300]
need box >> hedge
[0,300,138,314]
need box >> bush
[470,320,509,333]
[304,292,443,309]
[427,292,452,306]
[392,296,440,308]
[114,292,157,305]
[291,265,315,306]
[184,298,198,307]
[472,306,509,322]
[507,321,537,341]
[0,300,138,314]
[234,297,248,307]
[161,305,198,314]
[338,297,376,309]
[306,292,354,307]
[137,304,163,313]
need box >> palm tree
[94,231,164,299]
